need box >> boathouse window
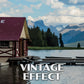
[0,41,9,47]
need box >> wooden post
[16,41,19,57]
[12,41,15,57]
[24,40,27,56]
[26,40,28,56]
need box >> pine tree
[52,33,59,46]
[77,43,80,48]
[28,27,59,47]
[46,28,53,46]
[42,29,47,46]
[59,33,64,47]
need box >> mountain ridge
[27,20,60,36]
[28,19,84,45]
[61,23,84,44]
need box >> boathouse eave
[0,38,30,41]
[20,20,30,40]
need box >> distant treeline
[28,26,64,47]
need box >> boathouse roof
[0,17,30,41]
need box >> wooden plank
[8,57,29,61]
[42,58,84,63]
[16,41,19,57]
[76,56,84,58]
[46,56,72,59]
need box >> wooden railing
[0,48,13,56]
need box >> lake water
[28,50,84,58]
[0,50,84,84]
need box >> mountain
[27,20,34,28]
[64,41,84,48]
[34,20,48,31]
[28,20,84,46]
[67,31,84,43]
[60,23,84,44]
[27,20,60,36]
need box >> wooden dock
[1,56,84,66]
[7,56,40,65]
[34,57,84,65]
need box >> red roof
[0,17,26,41]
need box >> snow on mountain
[60,23,84,44]
[27,20,34,28]
[61,23,84,34]
[27,20,61,36]
[34,20,48,31]
[28,19,84,45]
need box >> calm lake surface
[0,50,84,84]
[28,50,84,58]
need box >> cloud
[0,0,12,8]
[28,16,35,21]
[69,0,78,4]
[26,0,84,25]
[69,0,84,4]
[0,0,8,3]
[22,5,33,13]
[28,14,84,26]
[31,3,42,9]
[58,6,83,16]
[8,5,33,16]
[26,0,39,2]
[0,0,84,26]
[46,0,64,9]
[0,13,10,17]
[0,2,33,16]
[0,0,34,17]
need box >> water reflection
[0,64,84,84]
[0,65,31,84]
[28,50,84,84]
[0,50,84,84]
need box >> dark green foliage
[28,26,43,46]
[46,28,58,46]
[28,26,59,47]
[46,28,53,46]
[59,33,64,47]
[77,43,81,48]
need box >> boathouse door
[19,39,24,57]
[19,39,27,57]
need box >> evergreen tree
[42,29,47,46]
[29,26,43,46]
[52,33,59,46]
[46,28,53,46]
[46,28,59,46]
[59,33,64,47]
[28,27,59,47]
[77,43,80,48]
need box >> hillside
[64,41,84,48]
[60,23,84,44]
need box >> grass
[28,46,84,50]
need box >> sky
[0,0,84,26]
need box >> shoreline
[28,46,84,50]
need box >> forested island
[28,26,64,47]
[28,26,84,50]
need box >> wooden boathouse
[0,17,30,57]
